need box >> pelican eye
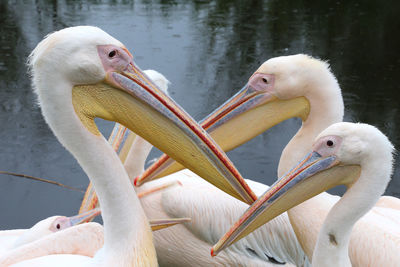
[262,77,268,83]
[326,140,334,147]
[56,223,61,230]
[108,50,117,58]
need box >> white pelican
[82,55,345,266]
[0,204,189,266]
[12,26,254,266]
[131,54,339,266]
[0,71,187,267]
[0,209,101,259]
[132,55,339,266]
[0,210,103,266]
[81,54,346,266]
[130,54,399,266]
[169,54,398,265]
[212,122,400,267]
[0,209,99,254]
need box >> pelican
[0,70,185,267]
[0,209,101,255]
[212,122,400,266]
[128,54,399,265]
[83,55,350,266]
[0,210,103,266]
[131,54,339,266]
[81,54,345,266]
[0,203,189,266]
[12,26,254,266]
[80,61,327,265]
[132,55,337,266]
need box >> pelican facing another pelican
[125,54,342,266]
[131,54,399,266]
[213,122,400,267]
[82,54,347,266]
[12,26,254,266]
[80,58,327,266]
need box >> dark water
[0,0,399,229]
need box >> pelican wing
[9,254,91,267]
[152,170,310,266]
[349,207,400,266]
[375,196,400,211]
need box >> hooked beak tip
[211,248,216,257]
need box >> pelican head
[212,122,394,255]
[137,54,344,185]
[29,26,255,204]
[12,208,100,248]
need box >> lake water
[0,0,399,229]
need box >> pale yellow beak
[149,218,191,231]
[72,56,256,204]
[69,208,101,225]
[135,78,310,186]
[211,151,360,255]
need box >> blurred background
[0,0,399,229]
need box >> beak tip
[134,176,139,186]
[210,247,216,257]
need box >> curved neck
[36,80,157,265]
[278,77,344,176]
[312,160,390,267]
[124,136,153,181]
[276,73,344,262]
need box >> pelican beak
[149,218,191,232]
[136,76,310,185]
[72,56,256,204]
[69,208,101,225]
[211,152,361,255]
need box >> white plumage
[123,68,310,266]
[16,25,249,267]
[134,54,342,266]
[13,25,157,267]
[138,173,306,266]
[135,55,400,267]
[311,123,398,266]
[0,222,103,266]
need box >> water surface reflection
[0,0,399,228]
